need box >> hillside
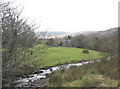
[93,27,118,37]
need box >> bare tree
[0,1,46,86]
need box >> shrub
[48,72,63,87]
[80,74,104,87]
[83,49,89,54]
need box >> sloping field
[25,45,106,68]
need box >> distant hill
[36,27,118,38]
[56,27,118,38]
[45,31,68,37]
[92,27,118,38]
[36,31,69,38]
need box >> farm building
[61,40,72,47]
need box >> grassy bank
[46,56,119,87]
[2,44,106,86]
[24,44,106,69]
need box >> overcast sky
[3,0,119,32]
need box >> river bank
[12,56,114,87]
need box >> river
[14,56,112,87]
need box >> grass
[46,57,119,87]
[24,44,106,69]
[63,74,118,87]
[62,74,118,87]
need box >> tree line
[45,28,118,56]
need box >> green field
[24,45,106,69]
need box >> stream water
[14,56,112,87]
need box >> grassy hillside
[24,45,106,69]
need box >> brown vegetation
[83,49,89,54]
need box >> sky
[3,0,119,32]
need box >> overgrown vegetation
[46,56,119,87]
